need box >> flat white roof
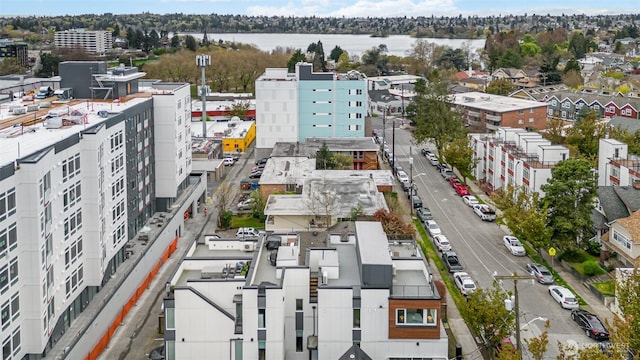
[190,119,254,139]
[0,97,150,167]
[451,92,547,112]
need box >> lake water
[180,33,485,58]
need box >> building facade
[54,29,113,55]
[0,64,196,358]
[0,42,28,68]
[255,63,367,153]
[165,222,447,360]
[451,92,548,132]
[598,138,637,187]
[470,127,569,195]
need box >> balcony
[485,113,501,121]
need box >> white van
[236,227,260,238]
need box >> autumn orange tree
[372,209,415,236]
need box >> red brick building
[451,92,548,132]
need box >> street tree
[614,267,640,353]
[214,181,234,229]
[410,78,466,157]
[541,158,597,250]
[463,283,515,360]
[493,185,551,249]
[441,136,476,183]
[486,78,515,95]
[523,319,550,360]
[372,209,414,236]
[227,101,250,119]
[542,117,566,145]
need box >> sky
[2,0,636,18]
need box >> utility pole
[196,54,211,139]
[392,117,396,175]
[493,272,535,356]
[409,146,414,215]
[382,107,386,154]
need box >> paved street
[378,118,604,358]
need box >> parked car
[473,204,496,221]
[429,157,440,166]
[416,207,433,223]
[236,227,260,238]
[433,234,451,252]
[426,153,437,161]
[425,220,442,237]
[455,185,470,196]
[441,168,454,180]
[411,195,423,208]
[548,286,579,310]
[526,263,554,284]
[237,198,256,211]
[503,236,526,256]
[462,195,479,207]
[255,158,269,166]
[397,170,410,185]
[223,156,235,166]
[421,148,431,156]
[453,272,477,296]
[249,170,263,179]
[571,309,610,341]
[442,251,463,272]
[449,177,462,188]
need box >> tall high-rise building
[54,29,113,55]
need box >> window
[612,229,632,250]
[64,265,84,298]
[110,131,124,152]
[10,294,18,321]
[395,308,437,326]
[166,307,175,329]
[9,258,17,286]
[62,154,81,182]
[518,119,524,124]
[1,301,8,330]
[519,109,524,114]
[258,309,266,328]
[11,329,19,356]
[65,238,83,269]
[0,266,7,294]
[349,89,363,95]
[353,308,361,328]
[529,118,534,123]
[63,181,82,211]
[0,188,16,221]
[348,124,361,131]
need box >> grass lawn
[592,280,615,297]
[231,215,264,229]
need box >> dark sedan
[571,309,609,341]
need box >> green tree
[523,320,550,360]
[565,109,605,158]
[410,78,466,156]
[542,118,566,144]
[184,35,197,51]
[170,35,180,49]
[435,48,467,71]
[329,45,343,62]
[564,58,581,74]
[463,283,515,360]
[249,190,266,221]
[287,49,306,72]
[315,142,335,170]
[37,53,61,77]
[519,42,541,57]
[541,158,597,250]
[496,48,524,69]
[494,185,551,248]
[486,78,515,95]
[610,127,640,155]
[614,268,640,354]
[0,57,23,76]
[227,101,250,119]
[441,136,476,183]
[332,153,353,170]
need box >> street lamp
[196,54,211,139]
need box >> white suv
[397,171,410,185]
[236,227,260,238]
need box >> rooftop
[263,176,388,218]
[270,137,378,157]
[451,92,547,112]
[190,118,254,139]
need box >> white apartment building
[0,63,197,359]
[54,29,113,55]
[254,63,367,155]
[165,222,447,360]
[598,138,638,187]
[470,127,570,195]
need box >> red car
[449,177,462,188]
[455,185,470,196]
